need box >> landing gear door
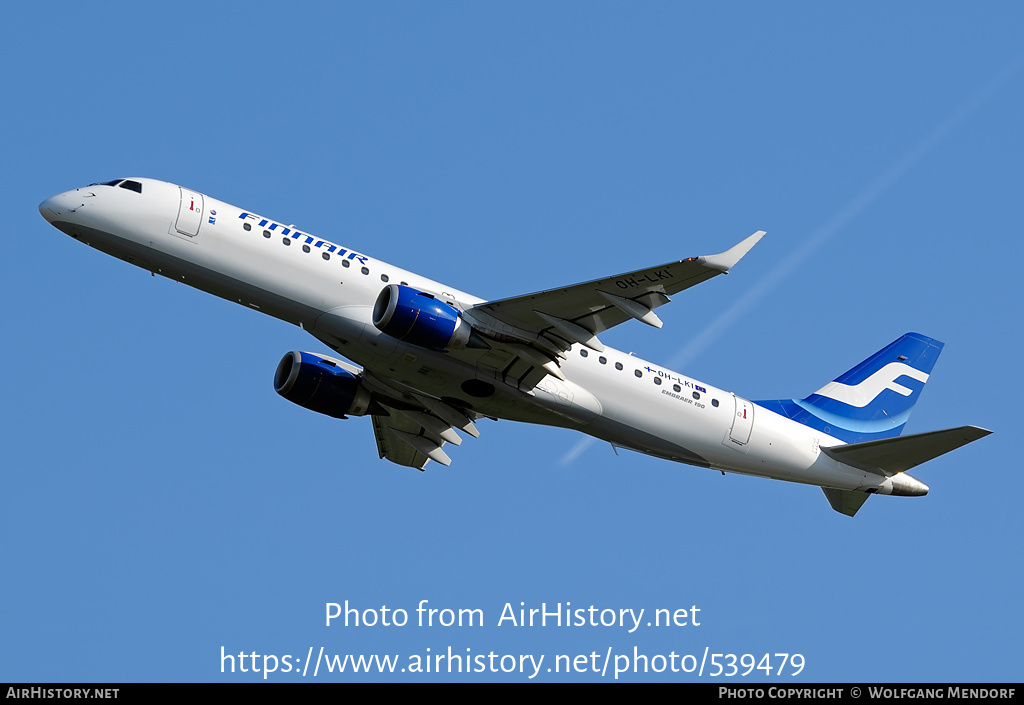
[725,395,754,450]
[175,187,204,237]
[536,376,574,406]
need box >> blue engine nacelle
[372,284,482,351]
[274,351,372,419]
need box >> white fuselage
[39,178,897,495]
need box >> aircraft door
[726,395,754,448]
[175,187,204,236]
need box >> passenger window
[282,238,291,246]
[263,230,271,238]
[654,377,662,385]
[361,267,370,275]
[322,253,330,261]
[615,362,623,371]
[243,223,251,231]
[342,260,351,268]
[712,399,720,408]
[580,349,588,358]
[598,356,606,365]
[381,274,389,282]
[634,370,642,378]
[302,245,311,253]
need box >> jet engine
[372,284,486,352]
[274,351,372,419]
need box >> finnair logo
[814,362,929,408]
[238,212,369,265]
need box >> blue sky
[2,2,1021,682]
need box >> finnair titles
[39,178,991,516]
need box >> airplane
[38,177,990,516]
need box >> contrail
[559,56,1023,467]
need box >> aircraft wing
[466,231,764,352]
[372,413,440,470]
[362,373,482,470]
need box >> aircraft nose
[39,190,80,223]
[39,195,61,222]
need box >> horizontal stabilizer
[821,488,871,517]
[822,425,992,477]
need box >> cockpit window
[88,179,142,193]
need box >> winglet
[698,230,766,272]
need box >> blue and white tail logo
[813,362,930,408]
[755,333,944,443]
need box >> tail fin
[756,333,943,444]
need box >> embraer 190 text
[39,178,991,516]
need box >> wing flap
[371,413,433,470]
[412,393,481,437]
[369,394,483,470]
[371,409,458,469]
